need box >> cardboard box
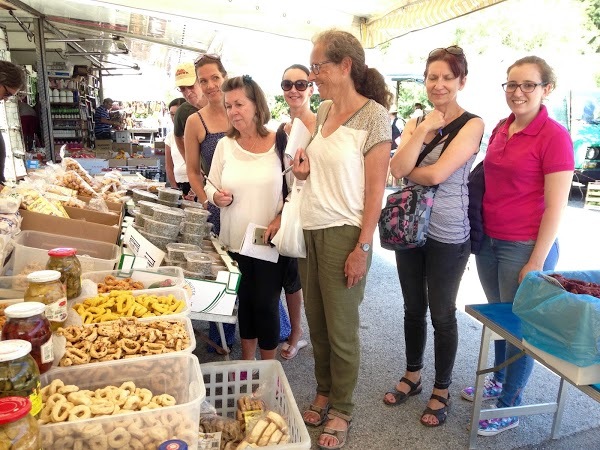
[73,158,109,175]
[108,159,128,168]
[115,131,131,143]
[127,157,160,168]
[95,140,113,151]
[113,143,132,153]
[20,206,122,244]
[77,196,124,216]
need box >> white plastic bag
[271,180,306,258]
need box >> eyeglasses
[281,80,313,92]
[194,53,221,66]
[309,60,332,75]
[428,46,464,58]
[1,85,18,100]
[502,82,548,93]
[177,85,195,93]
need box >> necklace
[240,136,259,152]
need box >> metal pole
[32,18,54,160]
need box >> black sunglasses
[428,45,464,58]
[281,80,313,92]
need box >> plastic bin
[71,285,191,319]
[201,360,311,449]
[81,266,185,289]
[10,230,120,276]
[40,353,205,450]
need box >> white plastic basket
[81,266,185,289]
[201,360,311,449]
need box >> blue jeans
[395,237,471,389]
[475,235,559,408]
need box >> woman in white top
[292,30,391,450]
[205,75,290,360]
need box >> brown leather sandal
[302,403,329,427]
[318,412,352,450]
[383,377,422,406]
[420,393,451,427]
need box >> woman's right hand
[213,190,234,207]
[292,148,310,180]
[420,109,446,133]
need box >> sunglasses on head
[280,80,312,92]
[194,53,221,65]
[428,45,464,58]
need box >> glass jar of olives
[0,397,40,449]
[0,340,42,417]
[46,247,82,300]
[2,303,53,374]
[24,271,67,332]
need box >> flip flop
[280,339,308,360]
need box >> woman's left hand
[264,215,282,243]
[518,260,543,284]
[344,247,368,288]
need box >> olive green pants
[299,225,372,417]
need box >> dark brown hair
[0,61,25,90]
[506,56,557,90]
[168,97,186,109]
[425,48,468,81]
[313,30,392,109]
[283,64,310,77]
[221,76,270,139]
[195,54,228,78]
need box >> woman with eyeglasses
[291,30,391,449]
[276,64,315,361]
[205,75,293,361]
[0,61,25,188]
[462,56,573,437]
[384,45,484,428]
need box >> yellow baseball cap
[174,62,196,87]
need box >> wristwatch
[357,242,371,252]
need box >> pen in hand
[282,157,305,175]
[201,170,223,194]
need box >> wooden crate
[584,181,600,211]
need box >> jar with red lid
[2,302,53,374]
[24,270,67,332]
[0,397,40,449]
[0,340,42,417]
[46,247,82,299]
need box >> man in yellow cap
[173,61,207,160]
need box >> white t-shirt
[165,131,188,182]
[205,137,283,252]
[300,100,390,229]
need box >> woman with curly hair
[292,29,392,449]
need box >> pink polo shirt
[483,105,574,241]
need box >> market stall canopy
[4,0,507,50]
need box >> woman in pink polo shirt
[462,56,574,437]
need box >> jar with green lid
[46,247,82,299]
[0,341,42,417]
[24,271,67,332]
[0,397,40,449]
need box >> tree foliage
[270,94,321,120]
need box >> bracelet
[202,199,209,207]
[225,195,234,207]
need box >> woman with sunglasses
[384,46,484,428]
[205,75,292,361]
[276,64,315,361]
[292,30,391,450]
[462,56,573,437]
[0,61,25,188]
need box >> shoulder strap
[489,118,508,146]
[197,111,210,133]
[275,123,289,197]
[416,112,479,167]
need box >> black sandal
[420,393,451,427]
[383,377,422,406]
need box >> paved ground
[193,186,600,450]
